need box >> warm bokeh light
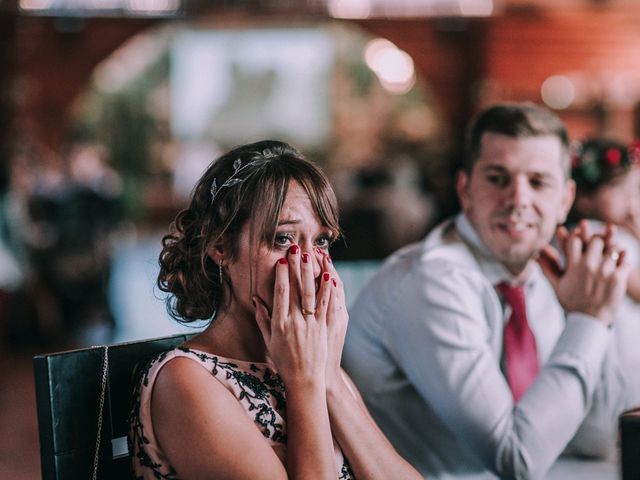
[127,0,179,13]
[363,38,395,66]
[541,75,576,110]
[459,0,493,16]
[19,0,53,10]
[19,0,179,13]
[328,0,495,17]
[379,75,416,95]
[364,38,416,95]
[328,0,371,19]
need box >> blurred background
[2,0,640,477]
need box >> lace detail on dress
[129,349,180,480]
[128,346,355,479]
[177,347,288,443]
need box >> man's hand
[538,221,630,326]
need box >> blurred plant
[70,49,170,220]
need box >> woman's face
[225,180,334,318]
[578,166,640,226]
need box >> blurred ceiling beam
[0,0,636,19]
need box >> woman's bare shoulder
[150,356,287,480]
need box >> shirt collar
[454,212,539,289]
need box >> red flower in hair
[571,154,580,169]
[605,148,622,166]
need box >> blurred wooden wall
[3,16,155,160]
[2,3,640,163]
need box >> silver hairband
[210,149,276,204]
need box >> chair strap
[92,346,109,480]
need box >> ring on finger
[302,307,316,316]
[609,250,620,263]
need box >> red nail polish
[279,258,288,264]
[327,255,332,263]
[323,272,330,282]
[302,253,309,263]
[289,245,299,255]
[332,279,337,287]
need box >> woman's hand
[253,246,333,389]
[253,245,338,480]
[314,249,349,389]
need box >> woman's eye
[274,234,293,247]
[315,236,332,249]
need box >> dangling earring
[219,260,223,285]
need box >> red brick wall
[5,5,640,158]
[359,6,640,141]
[10,16,155,154]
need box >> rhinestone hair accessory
[210,148,276,204]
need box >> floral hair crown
[210,148,277,204]
[571,139,640,186]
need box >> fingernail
[323,272,330,282]
[302,253,309,263]
[315,247,322,255]
[332,279,337,287]
[279,258,288,264]
[289,245,299,255]
[327,255,332,263]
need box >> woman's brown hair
[157,140,340,323]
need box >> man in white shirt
[343,103,630,479]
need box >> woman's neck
[186,305,268,363]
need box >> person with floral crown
[568,137,640,426]
[128,140,422,480]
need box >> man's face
[457,132,575,275]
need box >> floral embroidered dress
[129,346,355,479]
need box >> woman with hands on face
[128,140,422,480]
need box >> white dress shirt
[613,227,640,408]
[343,214,622,479]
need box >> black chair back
[33,333,193,480]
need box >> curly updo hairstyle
[158,140,340,324]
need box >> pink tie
[495,282,539,402]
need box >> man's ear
[456,170,471,213]
[558,178,577,224]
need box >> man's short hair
[464,102,571,177]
